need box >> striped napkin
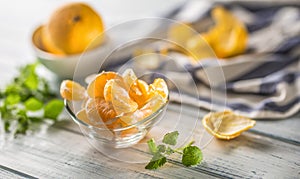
[109,1,300,119]
[169,1,300,119]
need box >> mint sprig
[162,131,179,145]
[0,62,64,135]
[145,131,203,170]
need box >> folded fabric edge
[169,92,300,119]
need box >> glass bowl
[65,97,168,149]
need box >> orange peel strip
[202,110,256,140]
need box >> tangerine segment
[202,110,256,140]
[206,6,248,58]
[76,109,106,128]
[120,108,152,125]
[95,98,117,123]
[103,79,114,102]
[122,68,137,90]
[85,97,117,123]
[129,79,152,108]
[106,119,138,137]
[110,80,138,115]
[87,71,120,98]
[141,92,165,113]
[150,78,168,100]
[120,92,165,125]
[60,80,86,101]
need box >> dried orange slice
[60,80,86,101]
[129,79,152,108]
[150,78,168,100]
[202,111,256,140]
[87,71,120,98]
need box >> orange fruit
[46,2,104,54]
[87,71,120,98]
[60,80,86,101]
[38,26,65,55]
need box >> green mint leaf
[5,84,21,95]
[145,153,167,170]
[147,138,157,154]
[165,146,175,155]
[20,63,38,90]
[157,144,166,153]
[25,97,43,111]
[16,109,29,134]
[44,99,64,120]
[21,63,37,75]
[4,121,10,132]
[162,131,179,145]
[24,73,38,90]
[5,94,21,105]
[182,146,203,167]
[29,117,43,123]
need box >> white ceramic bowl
[31,26,112,79]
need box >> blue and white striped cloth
[168,1,300,119]
[108,1,300,119]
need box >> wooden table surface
[0,0,299,178]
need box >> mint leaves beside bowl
[145,131,203,170]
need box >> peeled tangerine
[167,6,248,61]
[121,92,165,124]
[60,80,86,101]
[87,71,120,98]
[202,110,256,140]
[108,79,138,115]
[60,69,169,137]
[205,6,248,58]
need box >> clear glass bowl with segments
[65,95,168,149]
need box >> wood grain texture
[0,127,213,179]
[1,103,299,178]
[0,166,36,179]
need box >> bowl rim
[64,96,169,132]
[31,25,108,60]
